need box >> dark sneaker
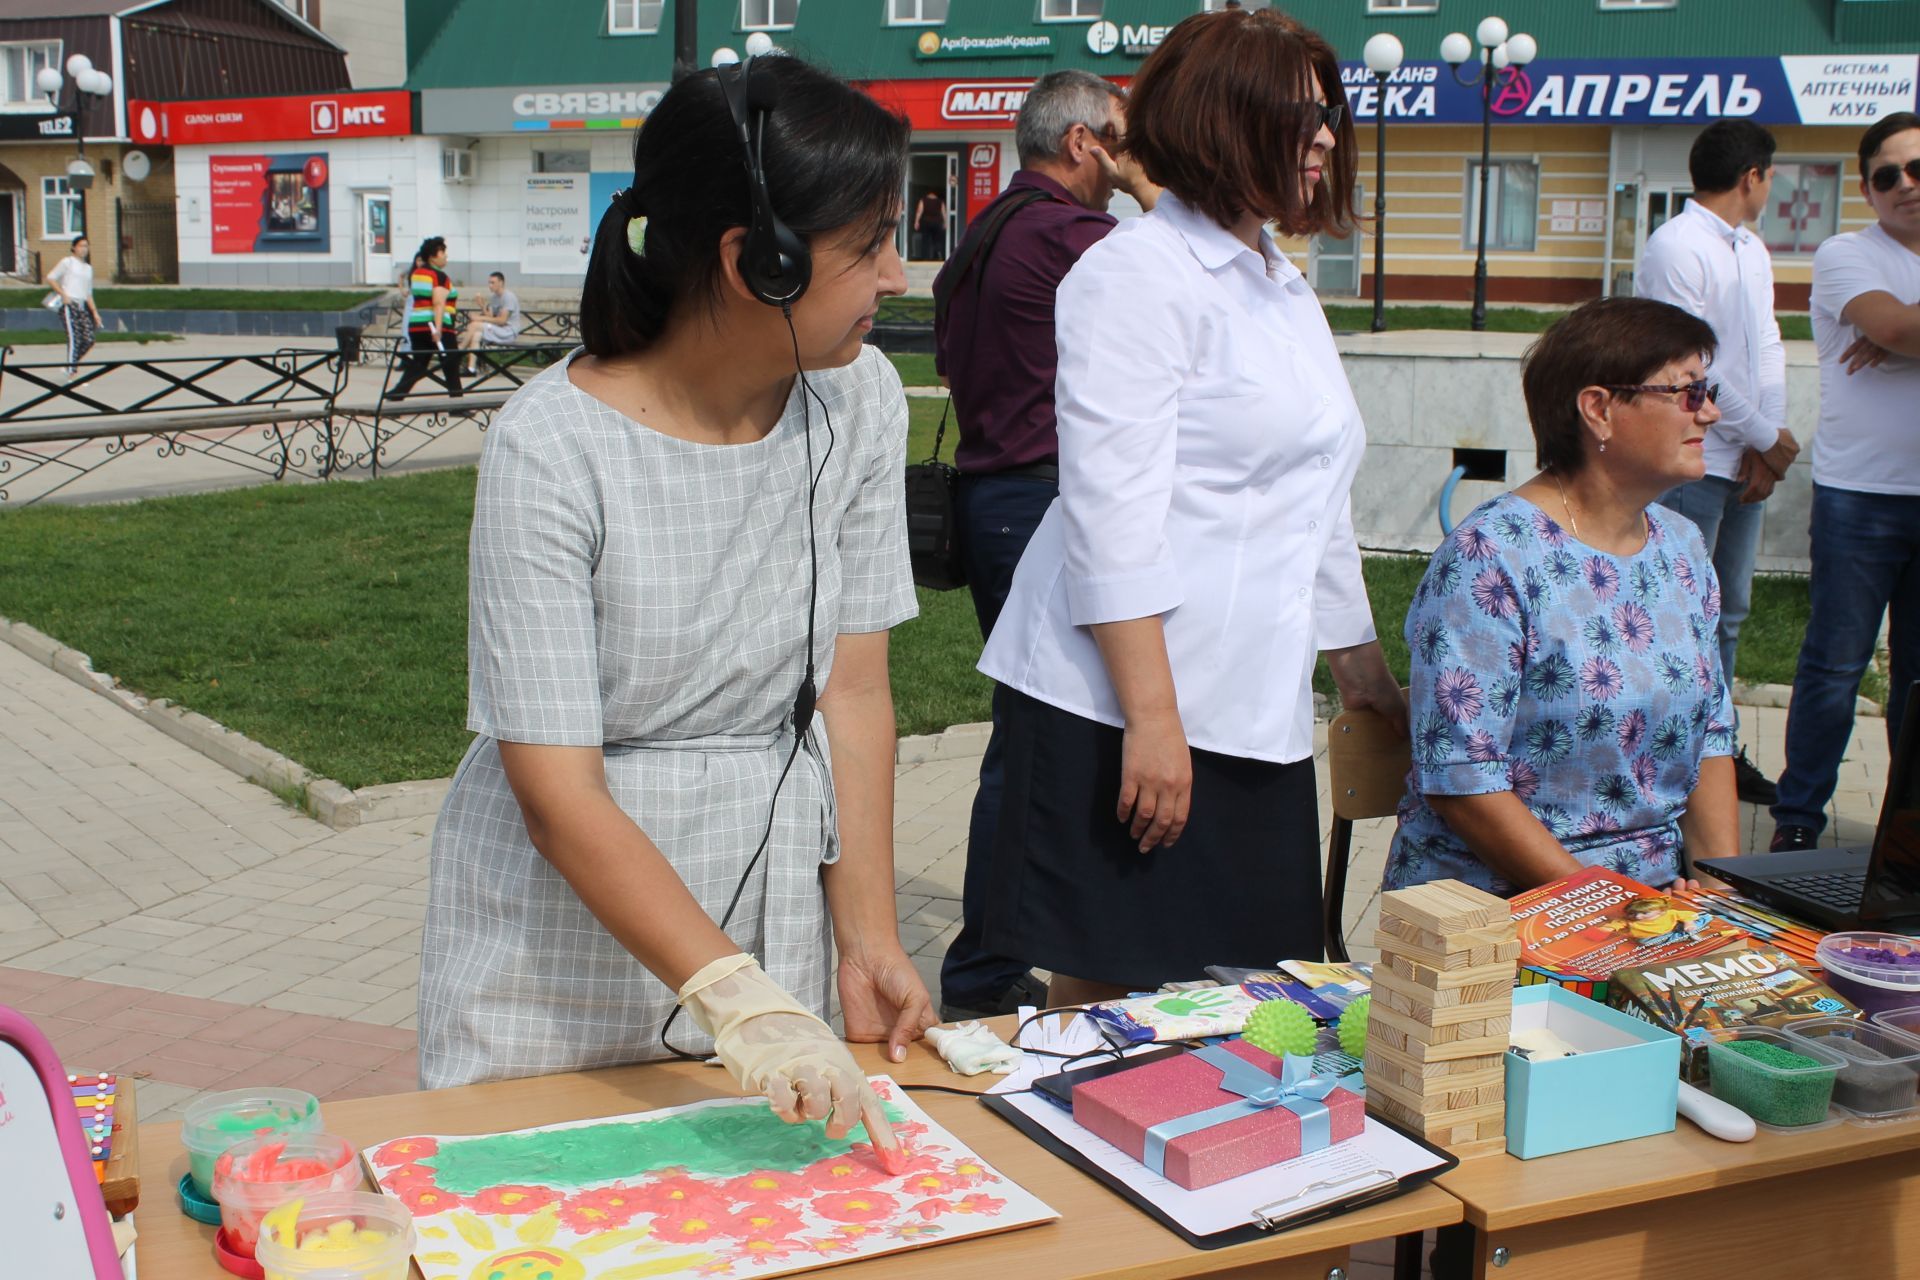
[939,972,1049,1024]
[1770,824,1817,852]
[1733,749,1779,806]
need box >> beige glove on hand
[677,954,897,1155]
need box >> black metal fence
[115,200,179,284]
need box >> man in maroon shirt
[935,69,1159,1020]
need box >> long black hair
[581,57,908,357]
[411,236,447,272]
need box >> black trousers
[391,330,464,399]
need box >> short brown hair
[1122,9,1356,237]
[1521,297,1718,475]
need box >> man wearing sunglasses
[1638,120,1799,807]
[1771,112,1920,854]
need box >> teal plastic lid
[177,1170,222,1225]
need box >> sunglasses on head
[1603,380,1719,413]
[1869,158,1920,193]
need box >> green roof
[406,0,1920,90]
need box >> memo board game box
[1510,868,1753,1004]
[1608,944,1860,1079]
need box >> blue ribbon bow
[1139,1048,1359,1179]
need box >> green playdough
[212,1099,315,1133]
[1338,995,1371,1059]
[1711,1040,1836,1126]
[1242,999,1317,1058]
[424,1099,905,1195]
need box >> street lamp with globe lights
[1362,32,1404,333]
[1442,17,1536,331]
[38,54,115,238]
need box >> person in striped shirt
[390,236,463,399]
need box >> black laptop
[1699,682,1920,931]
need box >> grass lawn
[0,288,384,313]
[887,352,939,388]
[3,331,178,346]
[0,421,1830,787]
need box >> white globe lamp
[1363,33,1405,76]
[1440,32,1473,66]
[1476,16,1509,49]
[1505,33,1537,66]
[743,31,774,57]
[711,47,740,67]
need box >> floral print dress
[1386,491,1735,895]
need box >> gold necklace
[1551,470,1580,539]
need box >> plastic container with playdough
[1815,932,1920,1020]
[182,1088,324,1198]
[212,1133,362,1260]
[253,1192,416,1280]
[1784,1016,1920,1122]
[1704,1026,1847,1131]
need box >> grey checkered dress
[419,346,917,1089]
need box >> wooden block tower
[1363,879,1519,1157]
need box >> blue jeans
[1773,484,1920,834]
[1658,473,1763,714]
[939,470,1058,1009]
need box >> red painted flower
[911,1198,953,1221]
[951,1193,1006,1216]
[652,1203,729,1244]
[371,1137,438,1167]
[556,1184,646,1233]
[721,1170,810,1203]
[802,1153,889,1192]
[900,1170,964,1198]
[723,1201,807,1242]
[392,1183,465,1216]
[943,1157,993,1188]
[860,1145,939,1180]
[375,1162,438,1190]
[889,1221,946,1242]
[468,1184,561,1215]
[812,1191,899,1224]
[804,1235,861,1257]
[631,1175,728,1217]
[730,1236,811,1266]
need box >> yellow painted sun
[414,1206,717,1280]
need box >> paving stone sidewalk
[0,631,1889,1130]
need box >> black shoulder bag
[904,187,1051,591]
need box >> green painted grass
[0,419,1829,786]
[0,288,384,313]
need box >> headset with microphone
[660,56,839,1061]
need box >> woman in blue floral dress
[1387,298,1741,896]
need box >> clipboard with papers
[980,1015,1458,1249]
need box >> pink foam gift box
[1071,1040,1365,1190]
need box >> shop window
[1598,0,1676,9]
[534,150,591,174]
[42,176,81,239]
[275,0,313,21]
[1759,161,1842,255]
[609,0,665,34]
[1368,0,1439,12]
[1464,159,1539,252]
[2,41,61,108]
[1202,0,1269,8]
[1039,0,1103,21]
[888,0,948,22]
[741,0,798,30]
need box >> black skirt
[982,688,1324,989]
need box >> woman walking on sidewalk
[390,236,463,399]
[46,235,102,376]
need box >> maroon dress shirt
[933,171,1117,474]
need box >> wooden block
[1369,1004,1511,1057]
[1371,966,1515,1027]
[1365,1039,1504,1083]
[1447,1123,1479,1145]
[1444,1082,1506,1111]
[1374,927,1522,970]
[100,1074,139,1217]
[1446,1136,1510,1157]
[1380,882,1502,936]
[1370,1019,1409,1053]
[1382,952,1521,992]
[1477,1117,1506,1141]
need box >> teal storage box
[1505,985,1681,1159]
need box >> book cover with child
[1511,868,1752,997]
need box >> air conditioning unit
[441,148,475,183]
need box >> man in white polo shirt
[1639,120,1800,806]
[1772,111,1920,852]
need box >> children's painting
[364,1076,1056,1279]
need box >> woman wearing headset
[419,57,932,1153]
